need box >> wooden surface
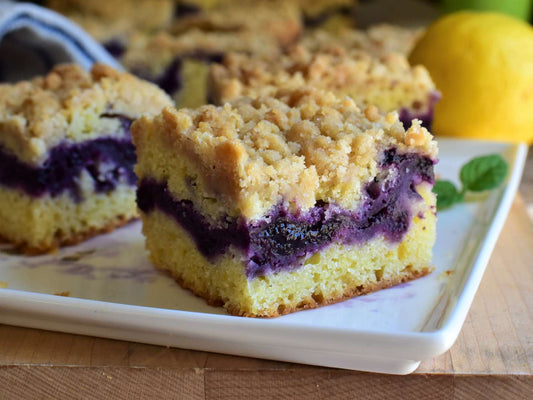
[520,146,533,218]
[0,195,531,399]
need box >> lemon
[409,12,533,144]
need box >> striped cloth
[0,2,121,82]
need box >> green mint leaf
[433,180,460,210]
[460,154,508,192]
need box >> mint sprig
[433,180,462,209]
[434,154,508,211]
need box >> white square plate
[0,138,527,374]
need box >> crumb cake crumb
[0,64,172,164]
[132,87,437,221]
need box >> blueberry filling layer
[102,39,127,59]
[138,149,434,278]
[132,52,224,97]
[0,115,136,202]
[399,91,441,129]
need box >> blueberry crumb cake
[121,30,281,109]
[132,88,438,317]
[0,64,173,253]
[121,0,301,109]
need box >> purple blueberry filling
[137,149,434,278]
[132,52,224,98]
[0,114,136,202]
[102,39,127,59]
[399,91,441,129]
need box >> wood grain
[0,195,532,399]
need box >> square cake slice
[0,64,173,253]
[132,88,438,317]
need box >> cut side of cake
[132,88,438,317]
[0,64,173,253]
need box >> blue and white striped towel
[0,1,122,82]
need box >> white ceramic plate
[0,138,527,374]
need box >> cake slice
[0,64,173,253]
[121,30,280,109]
[121,1,301,109]
[132,88,438,317]
[209,45,440,129]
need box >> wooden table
[0,194,531,399]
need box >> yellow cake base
[175,60,211,109]
[141,184,436,317]
[0,182,137,254]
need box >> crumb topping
[0,64,173,164]
[209,46,436,114]
[132,87,437,220]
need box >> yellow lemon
[409,12,533,144]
